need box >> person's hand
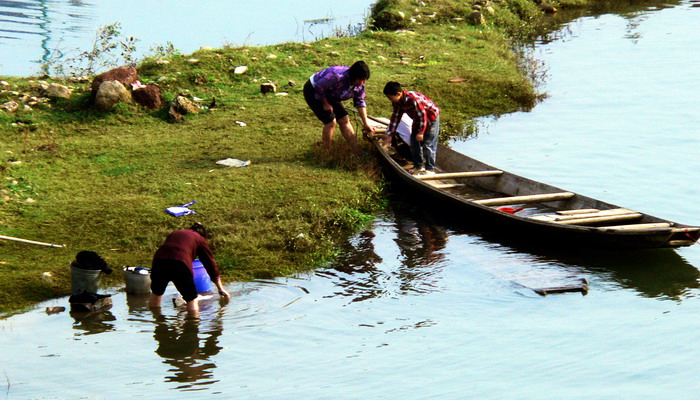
[322,99,333,113]
[415,133,424,142]
[383,134,392,146]
[218,288,231,299]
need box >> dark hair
[190,222,208,239]
[383,81,403,96]
[348,60,370,81]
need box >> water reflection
[320,203,448,302]
[458,221,700,300]
[70,309,116,335]
[0,0,91,68]
[152,309,224,389]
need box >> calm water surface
[0,0,374,77]
[2,2,700,399]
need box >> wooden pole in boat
[0,235,65,248]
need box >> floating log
[416,170,503,180]
[601,222,672,230]
[558,213,642,226]
[474,192,575,207]
[532,278,589,296]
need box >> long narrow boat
[366,116,700,250]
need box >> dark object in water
[533,278,589,296]
[72,251,112,274]
[45,306,66,314]
[69,291,113,312]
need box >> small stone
[233,66,249,75]
[156,59,170,65]
[199,46,214,51]
[43,83,72,99]
[287,79,297,86]
[1,101,19,112]
[187,58,199,64]
[275,92,288,96]
[266,54,277,59]
[0,81,9,87]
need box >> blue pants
[410,116,440,171]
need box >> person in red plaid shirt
[383,81,440,175]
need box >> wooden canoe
[366,118,700,250]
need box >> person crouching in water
[383,81,440,175]
[304,60,375,153]
[149,223,230,313]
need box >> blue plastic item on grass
[166,200,196,217]
[192,259,212,293]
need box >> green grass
[0,0,605,315]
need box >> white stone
[233,66,249,75]
[1,101,19,112]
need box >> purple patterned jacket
[310,65,367,108]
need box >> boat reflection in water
[322,192,699,303]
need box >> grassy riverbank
[0,0,601,315]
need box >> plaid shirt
[310,65,367,108]
[387,90,440,136]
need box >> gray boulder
[95,81,131,112]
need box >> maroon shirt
[153,229,220,281]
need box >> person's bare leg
[337,115,360,153]
[149,293,163,308]
[186,298,200,313]
[322,119,337,149]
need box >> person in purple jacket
[149,223,230,313]
[304,60,375,153]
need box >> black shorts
[150,259,198,302]
[303,80,348,124]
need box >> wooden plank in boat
[600,222,672,230]
[668,240,697,246]
[669,239,697,246]
[430,183,465,189]
[416,170,503,180]
[556,208,600,215]
[671,227,700,233]
[558,213,643,225]
[474,192,575,207]
[531,208,633,222]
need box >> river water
[2,2,700,399]
[0,0,373,77]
